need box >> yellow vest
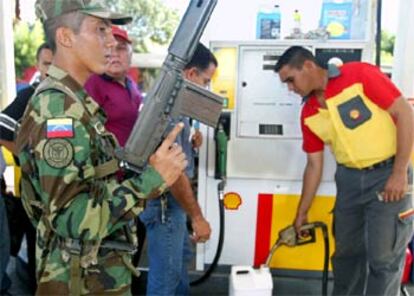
[304,83,396,169]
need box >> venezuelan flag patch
[46,118,74,138]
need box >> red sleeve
[360,63,402,109]
[301,103,324,153]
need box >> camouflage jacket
[15,65,167,295]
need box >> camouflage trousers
[36,238,134,295]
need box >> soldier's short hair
[43,11,87,53]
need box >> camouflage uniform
[15,65,166,294]
[14,2,158,294]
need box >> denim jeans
[139,193,193,296]
[0,192,10,292]
[332,163,413,296]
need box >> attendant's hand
[294,211,309,236]
[381,170,408,202]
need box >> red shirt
[85,74,142,147]
[301,62,401,153]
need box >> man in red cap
[86,29,213,295]
[85,26,141,146]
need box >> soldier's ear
[56,27,74,49]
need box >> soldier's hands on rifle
[149,123,188,186]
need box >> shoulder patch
[43,139,74,169]
[46,118,74,138]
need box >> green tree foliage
[107,0,180,53]
[13,21,45,79]
[381,30,395,55]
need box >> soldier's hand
[191,130,203,149]
[191,215,211,243]
[149,123,188,187]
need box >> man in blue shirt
[139,43,218,295]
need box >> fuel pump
[191,113,230,286]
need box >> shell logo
[223,192,242,210]
[349,109,361,120]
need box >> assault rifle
[116,0,223,172]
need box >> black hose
[320,223,329,296]
[310,222,329,296]
[190,183,225,286]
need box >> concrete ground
[6,255,414,295]
[4,234,414,295]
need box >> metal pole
[0,0,16,108]
[392,0,414,97]
[375,0,382,66]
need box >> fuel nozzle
[215,122,228,181]
[264,223,319,266]
[215,122,228,200]
[264,222,330,296]
[275,225,298,247]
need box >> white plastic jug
[229,265,273,296]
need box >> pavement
[5,255,414,295]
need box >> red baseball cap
[112,25,132,44]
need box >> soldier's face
[72,16,116,76]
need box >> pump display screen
[237,46,303,139]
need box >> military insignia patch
[43,139,74,169]
[46,118,74,138]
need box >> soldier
[15,0,187,295]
